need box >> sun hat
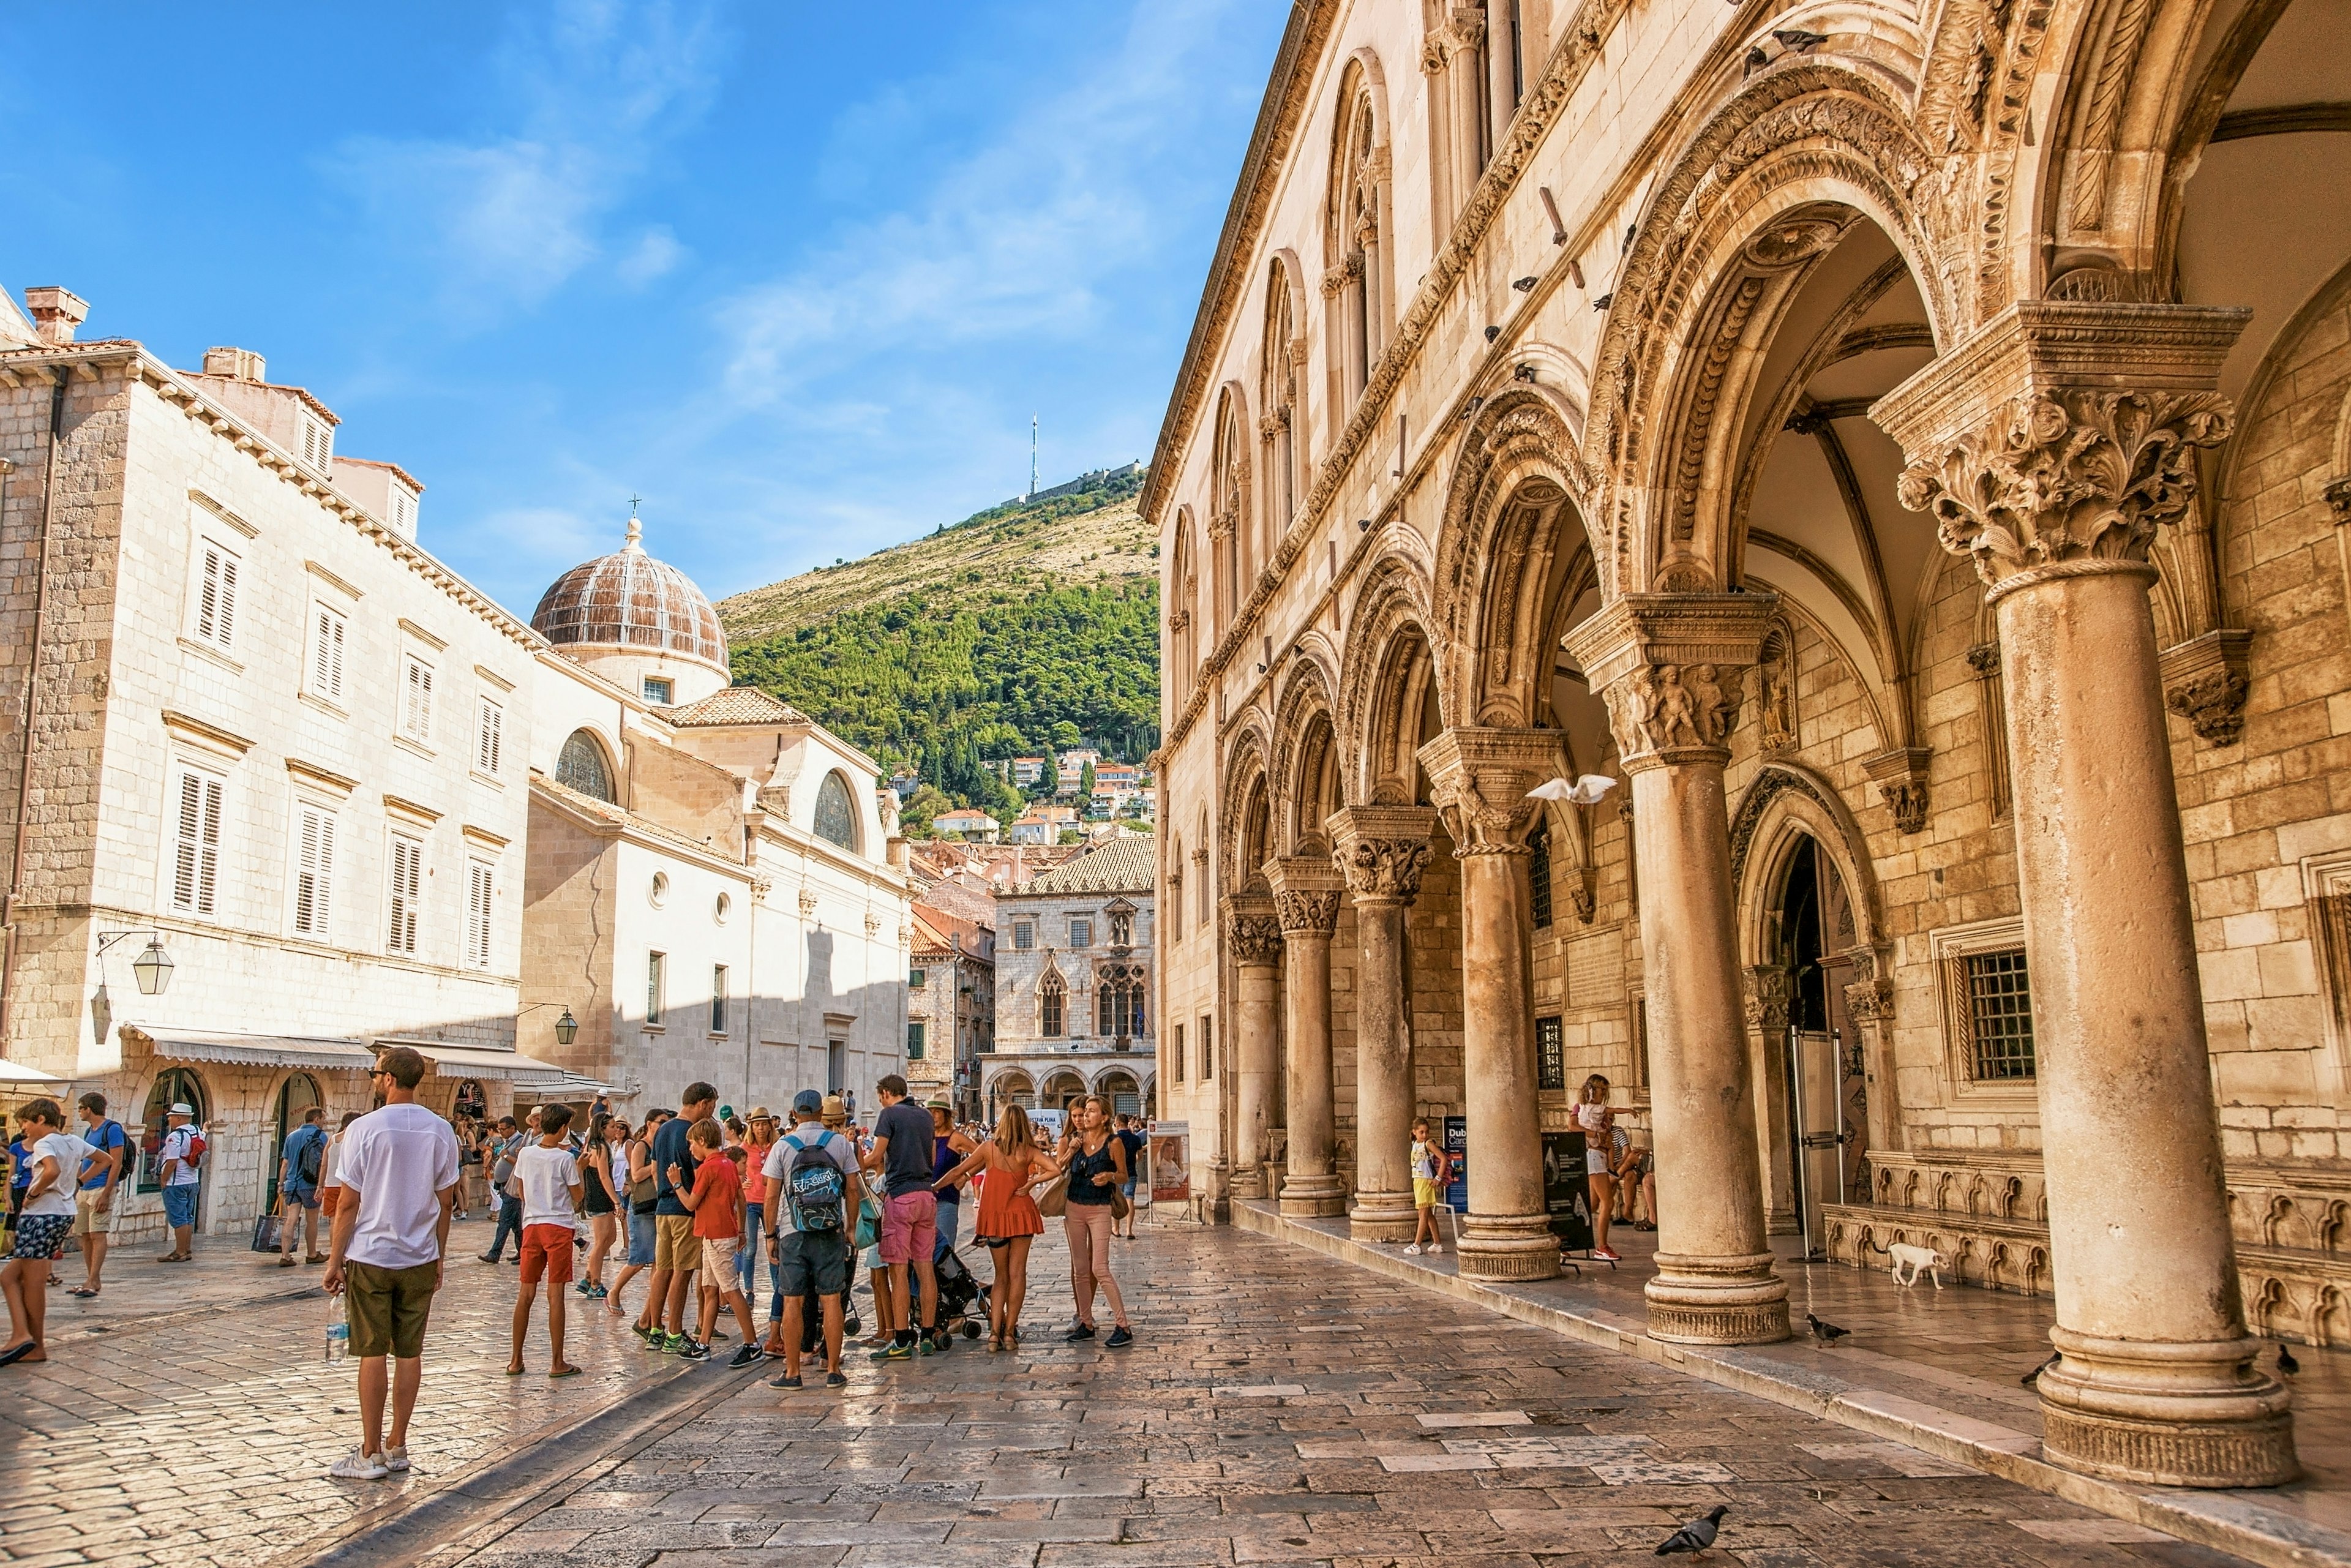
[168,1102,194,1116]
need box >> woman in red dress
[937,1104,1057,1351]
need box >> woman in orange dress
[937,1104,1057,1351]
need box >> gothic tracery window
[1095,962,1147,1040]
[1039,970,1067,1038]
[814,771,858,850]
[1261,262,1300,533]
[557,729,614,802]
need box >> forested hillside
[719,468,1160,820]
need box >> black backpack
[782,1132,846,1234]
[294,1128,324,1186]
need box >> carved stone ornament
[1564,593,1780,771]
[1327,805,1438,905]
[1965,640,2001,675]
[1416,728,1561,857]
[865,911,883,938]
[1744,964,1793,1033]
[1843,976,1891,1022]
[750,874,774,903]
[1273,889,1342,936]
[2161,628,2254,746]
[798,887,819,917]
[1223,898,1284,966]
[2327,476,2351,525]
[1568,868,1598,925]
[1603,663,1744,759]
[1862,746,1933,835]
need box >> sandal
[67,1287,98,1299]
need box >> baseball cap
[718,1104,736,1122]
[168,1102,194,1116]
[790,1089,823,1117]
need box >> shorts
[778,1229,850,1297]
[345,1259,438,1359]
[10,1212,70,1260]
[1413,1179,1440,1208]
[71,1189,118,1237]
[283,1182,321,1210]
[653,1214,701,1272]
[627,1209,656,1266]
[321,1187,343,1220]
[1585,1149,1612,1176]
[697,1234,738,1290]
[879,1190,937,1266]
[161,1184,198,1229]
[519,1223,576,1285]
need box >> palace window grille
[1536,1016,1565,1092]
[1172,1024,1185,1083]
[1011,920,1034,950]
[1069,917,1093,949]
[1529,820,1553,929]
[647,951,667,1027]
[1199,1016,1213,1078]
[1955,948,2036,1081]
[711,965,729,1035]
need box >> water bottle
[324,1292,351,1362]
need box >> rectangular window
[642,677,672,705]
[711,964,729,1035]
[1172,1024,1185,1083]
[1199,1016,1214,1079]
[1529,822,1553,929]
[1069,917,1093,948]
[465,860,494,969]
[386,835,422,955]
[476,699,503,776]
[1011,920,1034,951]
[389,487,416,536]
[170,767,225,915]
[299,416,334,471]
[309,604,346,702]
[1957,948,2036,1081]
[910,966,926,987]
[1536,1015,1565,1092]
[402,655,435,745]
[293,805,336,937]
[193,542,238,651]
[647,951,666,1027]
[907,1021,926,1060]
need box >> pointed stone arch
[1220,716,1275,892]
[1337,532,1441,806]
[1269,648,1341,857]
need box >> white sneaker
[1404,1244,1422,1255]
[1428,1243,1444,1254]
[330,1449,389,1480]
[382,1444,410,1472]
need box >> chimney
[23,287,89,347]
[201,347,266,381]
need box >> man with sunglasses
[323,1047,460,1482]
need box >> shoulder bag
[1036,1173,1070,1218]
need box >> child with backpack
[761,1089,860,1390]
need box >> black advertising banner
[1442,1115,1468,1213]
[1543,1130,1594,1250]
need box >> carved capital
[1327,805,1438,905]
[1207,508,1236,542]
[1965,640,2002,675]
[1744,964,1793,1033]
[2161,628,2254,746]
[798,887,819,917]
[1843,976,1891,1022]
[2327,476,2351,525]
[1872,302,2251,593]
[1320,266,1350,298]
[1264,855,1344,937]
[1221,895,1284,967]
[1563,593,1780,770]
[1862,746,1933,835]
[1416,727,1559,855]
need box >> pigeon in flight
[1655,1505,1728,1556]
[1528,775,1619,806]
[1806,1312,1850,1345]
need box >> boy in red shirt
[668,1118,761,1367]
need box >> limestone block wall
[1406,826,1464,1119]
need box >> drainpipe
[0,370,69,1049]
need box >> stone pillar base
[1644,1251,1790,1345]
[1231,1166,1267,1201]
[2038,1328,2298,1488]
[1458,1213,1562,1281]
[1280,1172,1348,1218]
[1349,1188,1418,1242]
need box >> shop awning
[123,1027,377,1073]
[379,1040,571,1084]
[0,1057,67,1084]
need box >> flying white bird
[1526,775,1619,806]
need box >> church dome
[531,517,727,673]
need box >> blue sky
[0,1,1282,614]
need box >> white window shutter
[468,861,493,968]
[173,771,224,915]
[478,702,501,775]
[296,807,335,937]
[214,554,236,646]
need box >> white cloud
[618,225,687,287]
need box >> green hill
[718,467,1161,826]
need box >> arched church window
[1040,972,1067,1038]
[556,729,614,803]
[814,771,858,850]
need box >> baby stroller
[934,1240,989,1340]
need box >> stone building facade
[908,902,995,1121]
[988,836,1156,1121]
[1152,0,2349,1491]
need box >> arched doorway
[988,1070,1035,1125]
[265,1073,323,1211]
[138,1067,209,1196]
[1766,834,1865,1253]
[453,1079,488,1123]
[1097,1070,1141,1119]
[1041,1070,1087,1112]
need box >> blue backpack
[782,1132,846,1234]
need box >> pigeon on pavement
[1655,1505,1728,1556]
[1527,775,1619,806]
[2279,1343,2300,1375]
[1806,1313,1850,1345]
[2021,1351,2060,1387]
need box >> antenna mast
[1029,415,1039,501]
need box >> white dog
[1869,1237,1946,1288]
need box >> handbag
[1037,1174,1069,1218]
[250,1212,283,1253]
[854,1193,881,1251]
[1111,1186,1133,1222]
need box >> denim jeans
[162,1183,198,1231]
[486,1192,523,1259]
[742,1202,762,1296]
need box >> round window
[650,872,670,907]
[714,891,732,925]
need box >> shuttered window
[402,657,434,744]
[466,860,493,969]
[194,544,238,650]
[310,605,346,702]
[293,805,335,937]
[171,768,225,915]
[476,699,503,776]
[387,835,422,955]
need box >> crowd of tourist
[2,1059,1158,1480]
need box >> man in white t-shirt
[323,1046,460,1482]
[2,1098,87,1367]
[509,1102,585,1378]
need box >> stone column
[1416,727,1559,1281]
[1569,596,1790,1345]
[1267,855,1346,1217]
[1222,894,1284,1202]
[1328,805,1436,1240]
[1875,300,2293,1488]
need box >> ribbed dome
[531,519,727,671]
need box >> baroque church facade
[1151,0,2349,1492]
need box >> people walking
[864,1075,942,1360]
[154,1101,203,1262]
[611,1110,664,1318]
[1406,1119,1445,1255]
[937,1103,1054,1351]
[1573,1075,1620,1263]
[323,1047,460,1480]
[277,1106,329,1268]
[644,1084,717,1353]
[508,1103,584,1378]
[479,1117,524,1264]
[741,1108,777,1307]
[670,1117,762,1367]
[320,1112,360,1234]
[2,1099,86,1365]
[578,1114,621,1300]
[765,1090,859,1390]
[70,1092,126,1297]
[1054,1095,1133,1347]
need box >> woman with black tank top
[608,1110,664,1318]
[1054,1095,1132,1348]
[579,1113,620,1299]
[928,1103,977,1256]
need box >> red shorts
[321,1187,343,1219]
[519,1223,575,1285]
[880,1190,937,1266]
